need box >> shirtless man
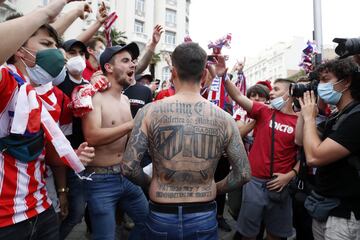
[121,42,251,240]
[82,43,148,240]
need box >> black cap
[62,39,87,53]
[100,42,139,73]
[135,73,153,82]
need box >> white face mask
[95,48,105,63]
[26,64,67,86]
[66,56,86,75]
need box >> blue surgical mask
[270,95,287,110]
[317,80,343,105]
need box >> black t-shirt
[57,73,88,149]
[316,102,360,219]
[123,82,153,118]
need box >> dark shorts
[237,177,293,238]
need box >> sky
[189,0,360,65]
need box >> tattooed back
[146,95,234,203]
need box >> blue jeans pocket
[196,223,218,240]
[144,223,168,240]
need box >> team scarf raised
[207,74,227,109]
[8,68,84,173]
[104,12,118,47]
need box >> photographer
[299,57,360,239]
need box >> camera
[289,72,319,98]
[333,37,360,59]
[207,55,217,62]
[289,72,319,111]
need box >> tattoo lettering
[153,101,193,117]
[155,182,212,199]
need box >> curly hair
[316,57,360,101]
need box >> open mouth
[127,71,134,77]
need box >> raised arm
[81,93,133,146]
[0,0,69,65]
[76,2,108,43]
[216,118,251,195]
[215,55,253,113]
[121,104,152,189]
[135,25,163,74]
[51,2,91,36]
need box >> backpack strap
[332,102,360,132]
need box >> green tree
[108,28,127,46]
[288,69,306,82]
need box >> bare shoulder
[91,91,103,104]
[122,93,130,103]
[134,102,155,123]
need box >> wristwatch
[57,187,69,193]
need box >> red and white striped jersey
[0,66,51,227]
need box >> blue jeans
[0,207,59,240]
[85,173,148,240]
[59,170,86,240]
[145,201,218,240]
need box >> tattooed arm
[216,118,251,195]
[121,104,152,190]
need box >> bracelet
[291,168,298,177]
[57,187,69,193]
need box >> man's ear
[15,48,26,59]
[104,63,113,73]
[344,77,352,88]
[171,66,176,79]
[87,47,94,55]
[200,68,208,86]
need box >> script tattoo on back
[148,100,235,199]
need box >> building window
[165,9,176,27]
[135,0,145,16]
[165,31,176,45]
[162,67,171,82]
[134,20,144,33]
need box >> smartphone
[207,55,217,62]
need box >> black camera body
[289,71,319,98]
[289,72,319,111]
[289,80,319,98]
[333,37,360,59]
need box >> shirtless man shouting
[82,43,148,240]
[121,42,251,240]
